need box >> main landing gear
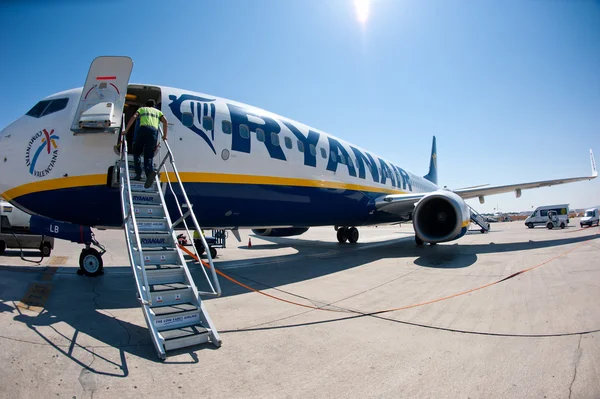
[336,226,359,243]
[415,234,436,247]
[78,234,107,277]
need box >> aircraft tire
[347,227,359,244]
[194,239,205,256]
[415,235,424,246]
[79,248,104,277]
[40,242,52,257]
[337,228,348,243]
[0,240,5,255]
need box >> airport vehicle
[524,204,570,229]
[580,208,599,227]
[0,201,54,256]
[0,56,597,358]
[545,211,565,229]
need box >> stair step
[152,308,202,331]
[160,325,211,351]
[128,180,159,192]
[137,249,179,266]
[146,265,185,285]
[136,232,173,249]
[133,204,165,219]
[132,217,169,232]
[150,284,194,306]
[151,302,197,316]
[129,191,161,205]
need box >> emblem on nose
[25,128,60,177]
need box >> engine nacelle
[251,228,309,237]
[413,190,470,243]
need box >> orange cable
[179,232,594,316]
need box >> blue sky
[1,0,599,213]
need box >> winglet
[591,149,597,177]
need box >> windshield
[585,211,595,217]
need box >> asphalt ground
[0,220,598,398]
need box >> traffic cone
[248,237,252,248]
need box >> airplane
[0,56,597,265]
[2,56,598,358]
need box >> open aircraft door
[71,56,133,134]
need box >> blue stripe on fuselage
[11,183,405,229]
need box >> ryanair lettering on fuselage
[170,93,413,191]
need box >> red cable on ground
[179,231,596,316]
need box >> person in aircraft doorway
[123,99,168,188]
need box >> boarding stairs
[118,125,222,360]
[469,205,490,233]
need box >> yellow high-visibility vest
[138,107,163,129]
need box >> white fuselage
[0,85,437,229]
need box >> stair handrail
[154,131,221,297]
[119,135,153,305]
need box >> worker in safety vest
[123,99,168,188]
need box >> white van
[580,208,599,228]
[1,200,32,228]
[525,204,569,229]
[0,200,53,256]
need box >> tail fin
[423,136,438,185]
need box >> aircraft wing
[376,149,597,215]
[375,193,425,215]
[455,149,597,201]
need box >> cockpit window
[26,98,69,118]
[42,98,69,116]
[26,100,51,118]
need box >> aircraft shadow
[189,232,599,297]
[0,231,596,370]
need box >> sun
[354,0,371,24]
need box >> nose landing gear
[78,234,106,277]
[335,226,359,243]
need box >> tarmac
[0,220,599,399]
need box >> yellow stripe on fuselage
[1,172,408,200]
[1,174,107,201]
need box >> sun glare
[354,0,371,24]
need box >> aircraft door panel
[71,56,133,134]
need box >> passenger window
[309,144,316,156]
[540,210,548,217]
[271,132,280,146]
[203,116,214,131]
[182,112,194,127]
[297,140,305,153]
[42,98,69,116]
[26,100,51,118]
[239,124,250,139]
[320,148,327,158]
[284,136,293,149]
[222,120,232,134]
[256,128,265,142]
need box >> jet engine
[251,228,310,237]
[412,190,470,243]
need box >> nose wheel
[335,226,359,243]
[78,235,106,277]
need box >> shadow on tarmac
[0,231,597,373]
